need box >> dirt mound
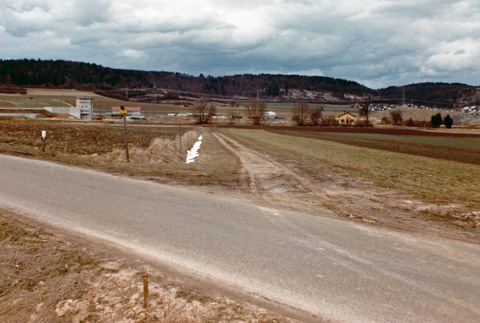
[106,130,202,163]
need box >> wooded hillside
[1,59,478,107]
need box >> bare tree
[191,98,216,124]
[229,110,241,124]
[246,99,266,125]
[390,110,403,125]
[310,107,324,126]
[292,102,310,126]
[358,100,371,125]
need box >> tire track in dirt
[214,132,317,197]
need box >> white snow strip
[186,135,203,164]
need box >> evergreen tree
[431,113,443,128]
[443,114,453,129]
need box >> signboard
[120,109,128,114]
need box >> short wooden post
[143,273,149,308]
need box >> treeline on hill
[0,59,371,98]
[0,59,479,107]
[378,83,480,108]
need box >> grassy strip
[270,130,480,165]
[220,128,480,204]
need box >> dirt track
[213,133,480,243]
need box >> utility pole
[120,106,129,162]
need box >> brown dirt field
[0,101,19,107]
[219,124,480,138]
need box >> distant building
[44,96,94,120]
[264,111,277,119]
[337,112,357,125]
[76,97,94,120]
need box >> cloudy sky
[1,0,479,88]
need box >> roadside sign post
[41,130,47,152]
[120,106,129,162]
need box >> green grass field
[220,128,480,204]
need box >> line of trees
[190,99,455,129]
[382,110,454,128]
[431,113,454,128]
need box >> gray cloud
[1,0,479,88]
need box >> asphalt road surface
[1,154,479,322]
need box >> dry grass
[0,214,98,323]
[0,119,242,190]
[106,130,200,164]
[219,128,480,205]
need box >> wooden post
[142,273,149,308]
[121,106,129,162]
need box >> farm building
[76,97,94,120]
[44,96,93,120]
[337,112,357,125]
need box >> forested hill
[0,59,479,107]
[0,59,371,98]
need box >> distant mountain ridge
[1,59,479,108]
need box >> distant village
[354,102,480,116]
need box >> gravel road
[1,154,479,322]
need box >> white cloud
[122,49,145,59]
[422,39,480,73]
[0,0,479,87]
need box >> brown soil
[0,101,19,108]
[219,124,480,138]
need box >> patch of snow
[186,135,203,164]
